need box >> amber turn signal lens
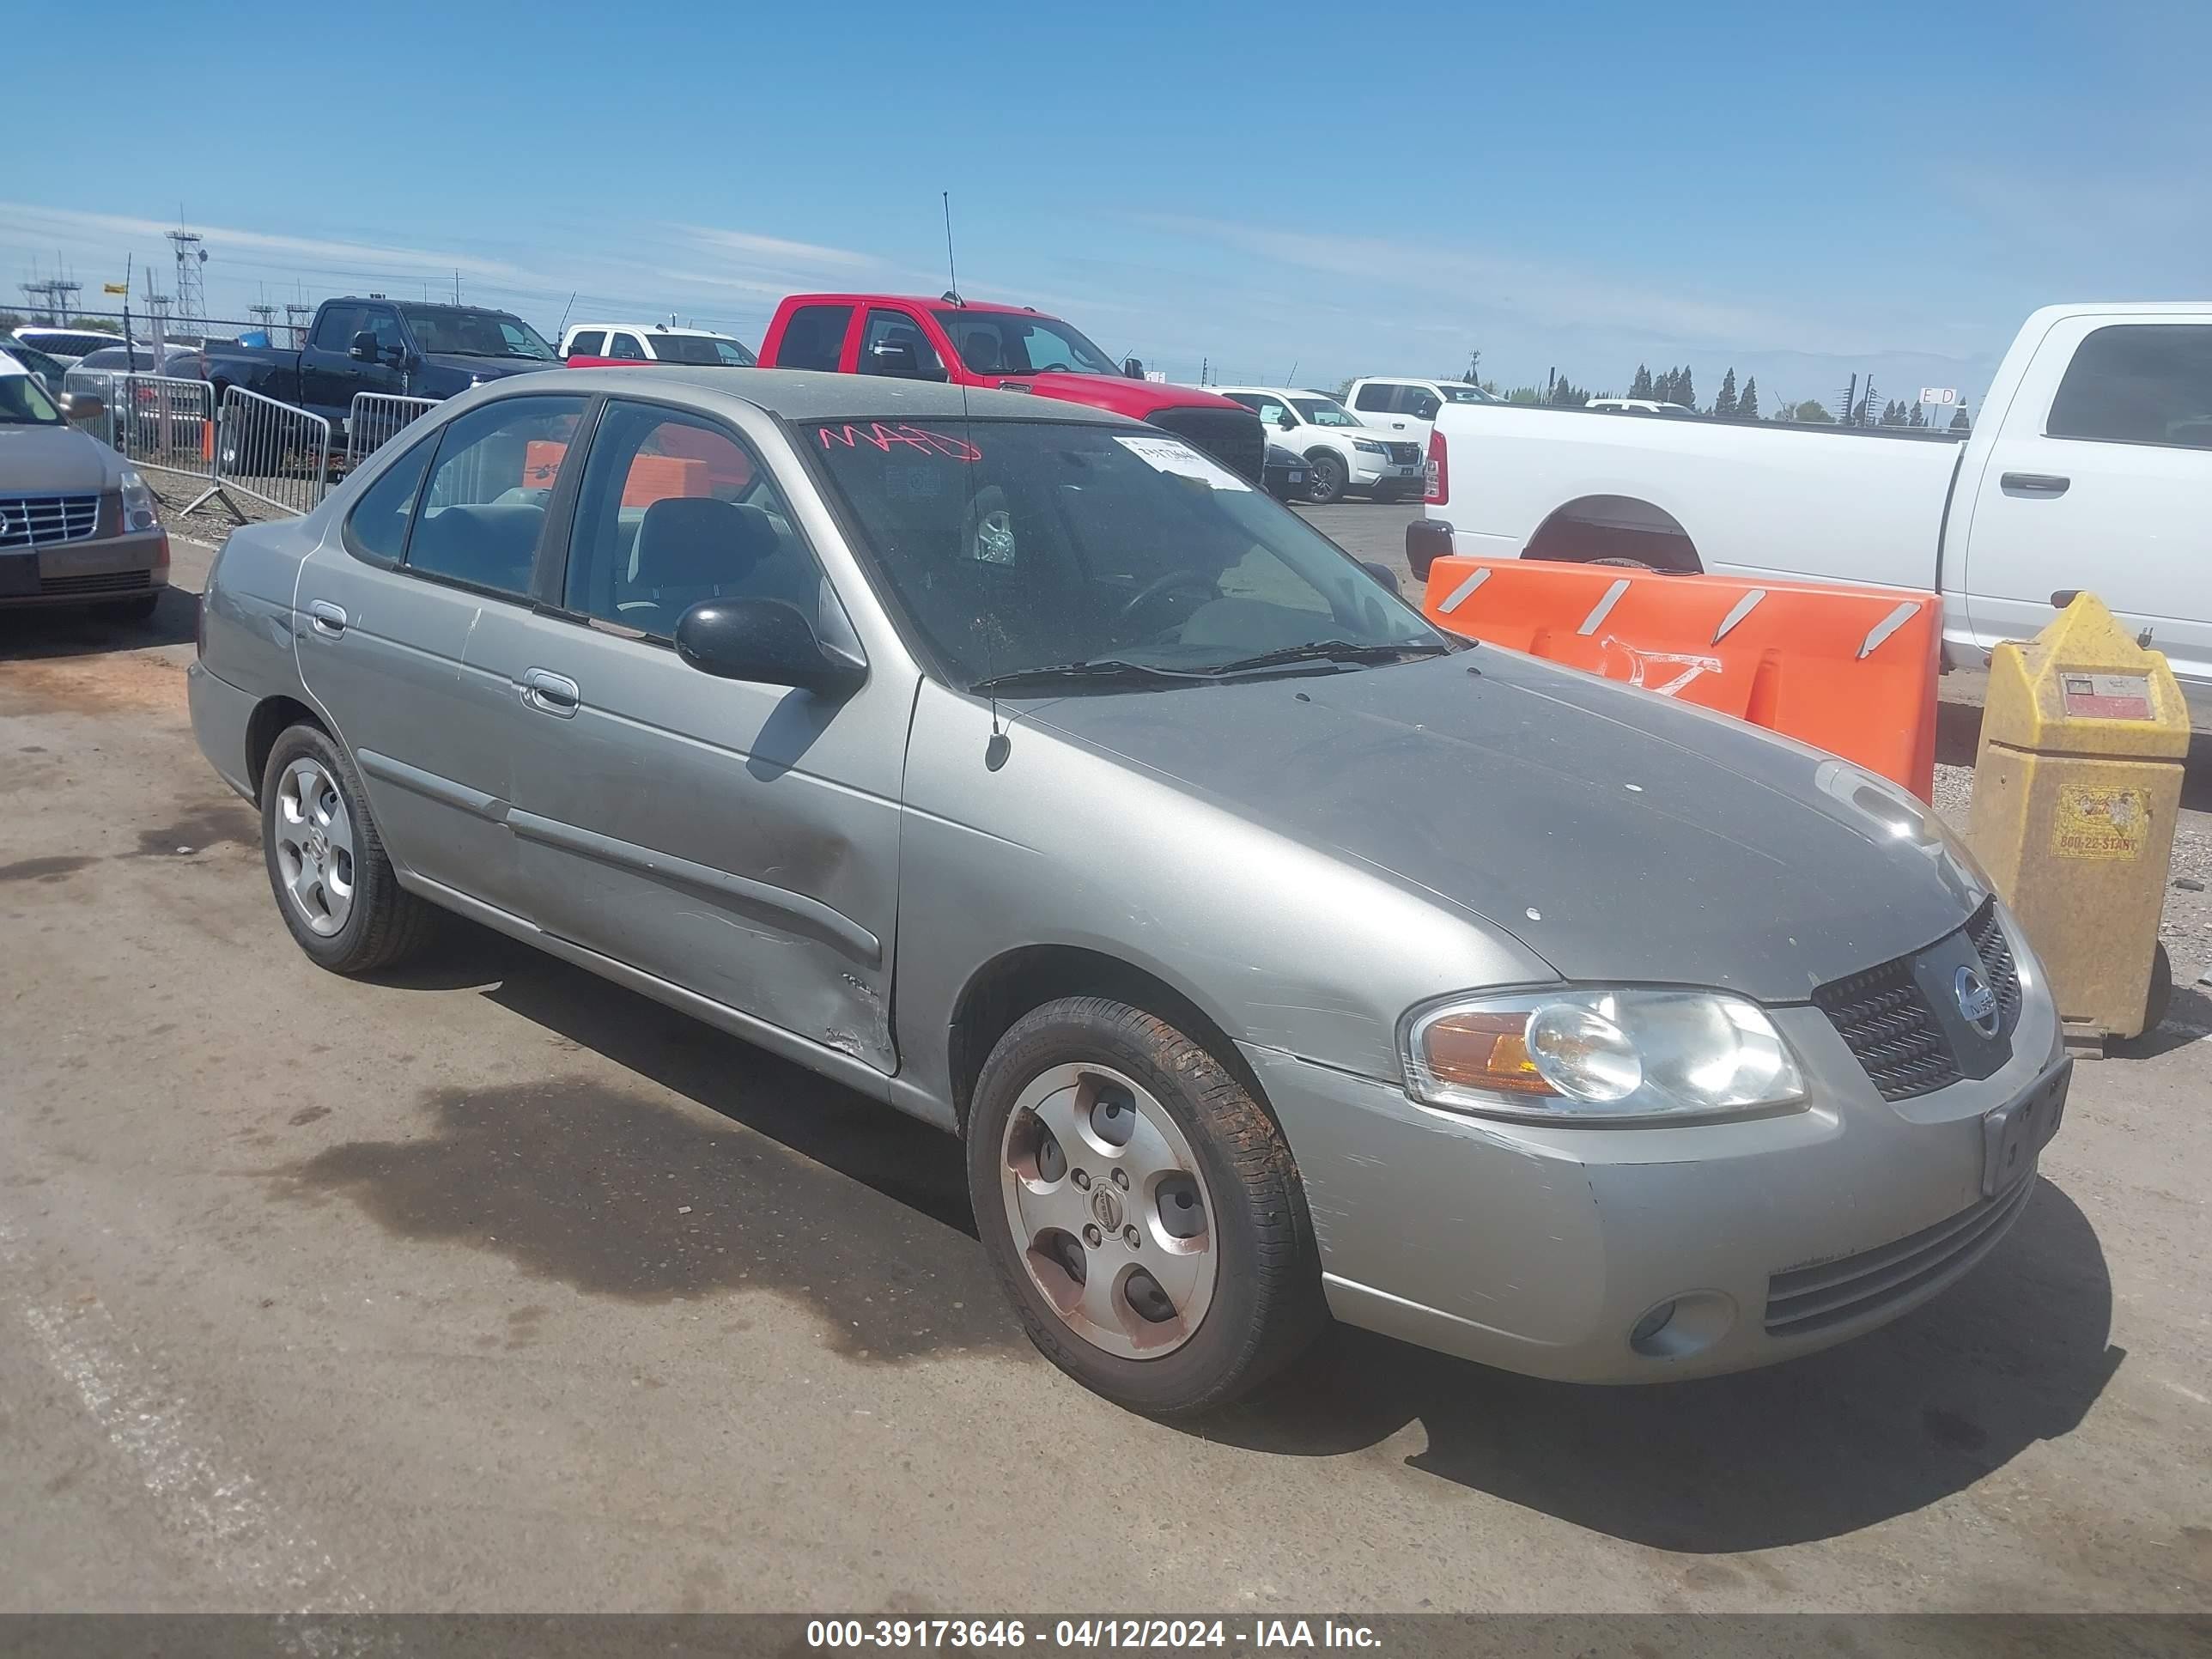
[1421,1010,1553,1096]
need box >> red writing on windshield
[815,422,981,461]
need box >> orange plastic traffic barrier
[521,441,711,507]
[1424,557,1942,799]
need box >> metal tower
[167,228,207,330]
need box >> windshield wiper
[969,659,1212,696]
[1205,639,1455,676]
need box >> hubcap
[999,1063,1218,1359]
[273,757,356,937]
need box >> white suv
[1343,377,1501,447]
[560,322,756,367]
[1211,386,1425,503]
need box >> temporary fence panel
[344,392,439,469]
[1422,556,1943,799]
[211,386,332,517]
[107,374,218,486]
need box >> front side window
[775,303,854,371]
[1352,383,1395,411]
[1441,383,1497,404]
[313,305,363,350]
[860,309,945,380]
[1290,396,1364,428]
[805,418,1440,687]
[562,401,824,641]
[343,434,435,563]
[933,311,1120,377]
[565,330,606,358]
[0,371,63,426]
[609,333,647,361]
[2047,325,2212,450]
[404,394,587,597]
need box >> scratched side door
[486,394,909,1071]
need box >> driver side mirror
[348,331,380,362]
[1124,357,1145,379]
[59,391,105,422]
[866,339,945,381]
[1360,562,1402,597]
[675,598,867,699]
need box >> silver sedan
[186,368,2068,1414]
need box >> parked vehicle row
[186,365,2067,1417]
[560,321,756,368]
[1212,385,1425,503]
[1411,302,2212,721]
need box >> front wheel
[967,997,1325,1415]
[1304,453,1348,505]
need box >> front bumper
[1350,455,1424,489]
[1243,926,2064,1383]
[0,526,169,607]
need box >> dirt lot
[0,524,2206,1615]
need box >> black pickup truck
[200,296,561,441]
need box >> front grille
[1147,406,1266,483]
[1812,953,1958,1102]
[1387,441,1421,465]
[1812,896,2017,1103]
[1764,1176,2033,1336]
[0,493,100,550]
[1968,902,2023,1026]
[40,569,151,596]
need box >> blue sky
[7,0,2204,411]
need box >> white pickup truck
[1410,303,2212,719]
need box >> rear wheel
[966,997,1325,1416]
[260,723,437,975]
[1304,453,1348,505]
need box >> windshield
[397,307,557,360]
[1289,397,1364,427]
[933,311,1121,377]
[0,372,63,425]
[1441,384,1498,404]
[647,334,757,367]
[805,418,1443,688]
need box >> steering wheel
[1117,571,1217,629]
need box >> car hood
[988,370,1247,422]
[418,353,555,381]
[0,423,118,493]
[1018,649,1984,1001]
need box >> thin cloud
[677,225,879,271]
[0,202,535,284]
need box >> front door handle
[520,667,580,718]
[2001,471,2070,495]
[307,600,346,636]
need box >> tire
[1304,453,1348,505]
[260,723,438,975]
[1588,556,1659,570]
[966,996,1325,1415]
[101,592,161,622]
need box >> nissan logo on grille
[1954,966,2001,1037]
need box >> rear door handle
[2001,471,2069,495]
[307,600,346,636]
[520,667,580,718]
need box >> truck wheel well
[1526,495,1702,572]
[947,945,1271,1133]
[245,696,325,804]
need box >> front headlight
[118,468,159,532]
[1352,439,1389,455]
[1403,987,1808,1122]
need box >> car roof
[568,322,743,341]
[548,365,1142,425]
[781,293,1060,319]
[1212,385,1314,398]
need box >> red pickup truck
[756,293,1263,482]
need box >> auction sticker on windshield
[1115,434,1251,490]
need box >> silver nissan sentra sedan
[186,368,2069,1414]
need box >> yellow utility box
[1967,594,2188,1048]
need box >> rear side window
[609,333,647,361]
[2047,325,2212,450]
[343,434,436,565]
[775,303,853,371]
[566,330,605,357]
[404,394,588,598]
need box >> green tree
[1505,386,1542,404]
[1737,375,1759,420]
[1949,407,1972,431]
[1674,367,1696,410]
[1908,401,1928,428]
[1547,377,1589,407]
[0,310,25,331]
[1790,399,1836,423]
[1713,368,1738,417]
[66,316,121,334]
[1629,363,1654,399]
